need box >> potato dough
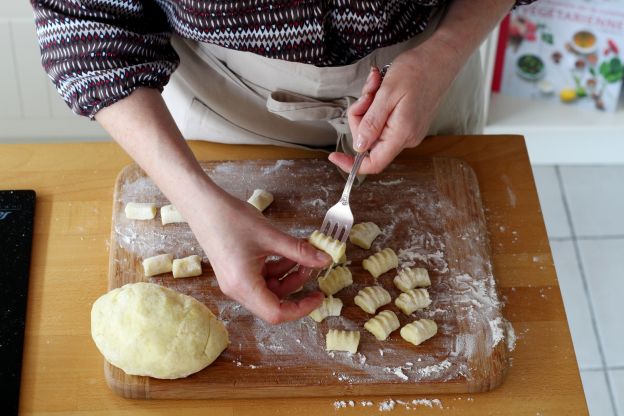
[142,253,173,277]
[161,204,186,225]
[325,329,360,354]
[364,310,400,341]
[354,286,391,314]
[400,319,437,346]
[247,189,274,212]
[308,230,346,264]
[394,288,432,315]
[91,282,229,379]
[309,296,343,322]
[124,202,157,220]
[349,222,381,249]
[394,267,431,292]
[318,266,352,296]
[362,248,398,278]
[172,255,202,278]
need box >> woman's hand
[329,40,461,174]
[185,186,332,324]
[96,88,331,324]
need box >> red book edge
[491,14,511,93]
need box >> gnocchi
[142,253,173,277]
[125,202,157,220]
[354,286,391,314]
[394,288,432,315]
[394,267,431,292]
[309,230,346,264]
[161,204,186,225]
[318,266,353,296]
[309,296,343,322]
[247,189,274,212]
[349,222,381,249]
[362,248,398,278]
[364,310,400,341]
[325,329,360,354]
[172,255,202,278]
[400,319,438,346]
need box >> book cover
[498,0,624,112]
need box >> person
[31,0,534,324]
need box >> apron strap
[267,90,366,185]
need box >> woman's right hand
[184,184,332,324]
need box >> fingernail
[316,250,330,263]
[355,133,367,151]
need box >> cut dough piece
[400,319,437,346]
[318,266,352,296]
[142,253,173,277]
[247,189,274,212]
[172,255,202,278]
[309,296,343,322]
[308,230,346,264]
[394,267,431,292]
[354,286,391,314]
[91,282,229,379]
[161,204,186,225]
[364,310,400,341]
[362,248,398,278]
[325,329,360,354]
[124,202,157,220]
[395,288,432,315]
[349,222,381,249]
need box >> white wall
[0,1,109,143]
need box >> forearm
[95,88,225,220]
[425,0,515,72]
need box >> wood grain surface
[106,157,508,399]
[5,135,588,415]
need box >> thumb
[266,230,331,268]
[354,94,392,152]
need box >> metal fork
[319,151,367,243]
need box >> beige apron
[162,8,484,156]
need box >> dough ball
[91,282,229,379]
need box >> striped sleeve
[31,0,179,118]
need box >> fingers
[243,282,324,324]
[263,230,331,269]
[328,152,355,173]
[266,266,316,298]
[354,92,394,152]
[264,257,297,279]
[358,136,404,175]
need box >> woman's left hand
[329,39,462,174]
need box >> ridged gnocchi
[349,222,381,249]
[362,248,398,278]
[394,267,431,292]
[309,230,346,264]
[247,189,274,212]
[309,296,343,322]
[394,288,432,315]
[325,329,360,354]
[354,286,391,314]
[318,266,353,296]
[364,310,400,341]
[400,319,438,346]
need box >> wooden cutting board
[106,157,509,399]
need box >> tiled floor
[532,165,623,416]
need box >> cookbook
[495,0,624,112]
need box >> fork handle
[340,152,367,205]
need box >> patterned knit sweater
[31,0,534,118]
